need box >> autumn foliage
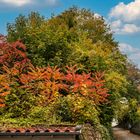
[0,40,30,106]
[0,40,109,107]
[0,41,28,67]
[2,9,138,138]
[65,65,108,103]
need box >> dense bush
[0,7,140,139]
[55,95,100,125]
[0,40,108,129]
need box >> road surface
[113,127,140,140]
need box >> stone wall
[79,124,102,140]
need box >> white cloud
[122,24,140,34]
[111,20,122,29]
[94,13,101,18]
[119,43,140,68]
[129,51,140,68]
[0,0,32,6]
[119,43,138,54]
[110,22,140,34]
[109,0,140,35]
[130,52,140,61]
[109,0,140,22]
[0,0,59,7]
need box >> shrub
[55,95,100,125]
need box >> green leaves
[1,7,139,138]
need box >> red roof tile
[0,125,82,136]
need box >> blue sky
[0,0,140,67]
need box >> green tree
[7,8,126,71]
[7,7,140,136]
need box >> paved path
[113,127,140,140]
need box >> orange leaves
[0,40,31,107]
[0,91,10,96]
[0,39,109,106]
[20,74,32,84]
[65,66,109,103]
[19,66,67,102]
[46,66,64,81]
[0,101,5,107]
[0,63,109,107]
[2,64,109,106]
[27,67,46,81]
[22,66,64,83]
[0,74,10,107]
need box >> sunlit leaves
[20,66,67,103]
[0,58,109,107]
[65,66,109,103]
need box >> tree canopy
[0,7,139,139]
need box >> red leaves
[0,40,28,68]
[19,64,109,104]
[0,40,109,107]
[0,64,109,107]
[0,40,31,107]
[65,66,109,103]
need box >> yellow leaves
[93,42,113,59]
[105,71,128,94]
[65,94,99,123]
